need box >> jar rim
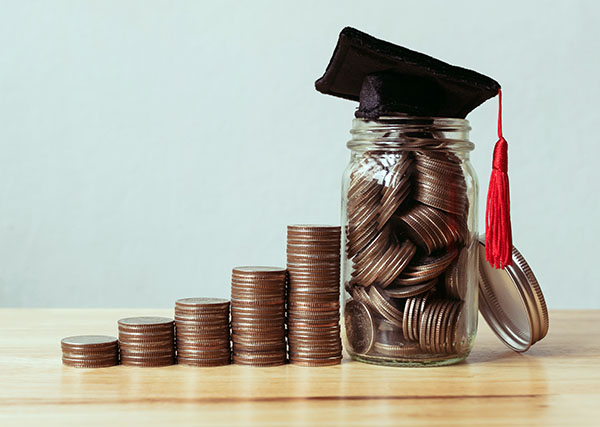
[348,115,474,152]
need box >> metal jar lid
[477,237,549,352]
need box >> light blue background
[1,1,598,308]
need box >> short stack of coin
[175,298,231,367]
[118,317,175,367]
[231,267,287,366]
[61,335,119,368]
[287,225,342,366]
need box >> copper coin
[385,278,437,299]
[289,356,342,366]
[120,359,175,367]
[232,266,286,276]
[351,241,397,287]
[177,349,230,358]
[61,352,118,362]
[175,297,230,308]
[412,294,430,341]
[414,186,467,216]
[393,248,458,286]
[418,301,435,351]
[118,316,174,328]
[62,358,119,368]
[424,300,444,353]
[344,299,375,355]
[377,154,413,227]
[118,328,174,338]
[120,353,174,361]
[372,341,421,357]
[368,286,403,327]
[402,297,416,340]
[288,224,341,232]
[445,248,468,300]
[287,328,341,339]
[440,301,460,354]
[118,340,174,349]
[176,331,229,339]
[289,349,342,359]
[232,351,286,361]
[118,316,174,332]
[176,336,230,346]
[232,359,287,367]
[61,335,118,350]
[230,276,286,285]
[433,301,450,354]
[374,239,417,287]
[174,311,229,319]
[231,335,285,343]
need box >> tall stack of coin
[287,225,342,366]
[118,317,175,367]
[175,298,231,367]
[61,335,119,368]
[230,267,287,366]
[344,149,471,359]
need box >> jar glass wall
[341,116,479,366]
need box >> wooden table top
[0,309,598,426]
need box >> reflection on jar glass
[341,115,479,366]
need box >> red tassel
[485,88,513,268]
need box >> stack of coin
[230,267,287,366]
[344,147,472,360]
[445,247,469,300]
[61,335,119,368]
[418,299,464,354]
[175,298,231,367]
[395,204,465,254]
[287,225,342,366]
[346,156,386,257]
[413,151,468,216]
[118,317,175,367]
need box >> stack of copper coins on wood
[344,150,470,359]
[118,317,175,367]
[230,267,287,366]
[287,225,342,366]
[61,335,119,368]
[175,298,231,366]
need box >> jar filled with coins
[342,116,479,366]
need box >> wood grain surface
[0,309,598,426]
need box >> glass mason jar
[341,115,479,366]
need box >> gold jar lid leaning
[478,236,549,352]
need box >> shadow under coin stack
[118,317,175,367]
[61,335,119,368]
[345,150,470,360]
[230,267,287,366]
[175,298,231,366]
[287,225,342,366]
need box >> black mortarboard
[315,27,500,119]
[315,27,514,269]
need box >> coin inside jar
[344,299,375,355]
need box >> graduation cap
[315,27,513,268]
